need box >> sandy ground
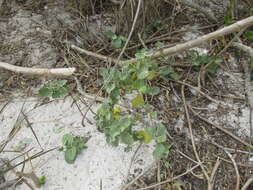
[0,96,155,190]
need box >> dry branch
[72,16,253,64]
[0,61,76,77]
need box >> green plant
[96,49,175,158]
[60,134,88,164]
[105,30,127,49]
[38,176,46,185]
[188,51,222,74]
[39,80,69,98]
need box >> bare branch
[72,16,253,65]
[0,61,76,77]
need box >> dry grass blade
[21,111,43,151]
[0,179,19,190]
[136,163,202,190]
[209,157,221,189]
[0,101,26,153]
[2,147,58,174]
[224,150,240,190]
[181,85,212,189]
[189,107,253,149]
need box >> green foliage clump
[39,80,69,98]
[60,134,88,164]
[188,51,222,74]
[96,50,176,158]
[105,30,127,49]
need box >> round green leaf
[65,147,77,164]
[112,39,122,49]
[39,88,52,97]
[131,94,145,108]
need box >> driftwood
[0,61,76,77]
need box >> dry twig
[189,107,253,149]
[0,61,75,77]
[181,85,212,189]
[241,176,253,190]
[136,163,202,190]
[72,16,253,65]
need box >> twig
[21,111,43,151]
[241,176,253,190]
[121,162,156,190]
[136,163,202,190]
[224,150,240,190]
[171,79,226,107]
[231,42,253,58]
[0,179,19,190]
[189,107,253,149]
[72,16,253,65]
[211,141,240,190]
[0,61,75,77]
[181,85,212,189]
[209,157,221,189]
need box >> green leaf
[112,38,122,49]
[206,63,219,74]
[62,134,74,146]
[169,72,180,80]
[106,83,116,94]
[39,88,52,97]
[145,127,156,138]
[153,143,169,158]
[139,85,148,94]
[158,66,173,76]
[136,130,153,143]
[244,31,253,40]
[55,80,67,87]
[224,15,234,26]
[131,94,145,108]
[99,67,109,79]
[147,70,157,80]
[38,176,46,185]
[121,132,134,145]
[65,147,77,164]
[105,30,116,39]
[52,87,68,98]
[150,111,157,119]
[147,87,160,96]
[156,124,167,143]
[137,67,149,79]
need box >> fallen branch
[231,42,253,58]
[0,61,76,77]
[71,16,253,64]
